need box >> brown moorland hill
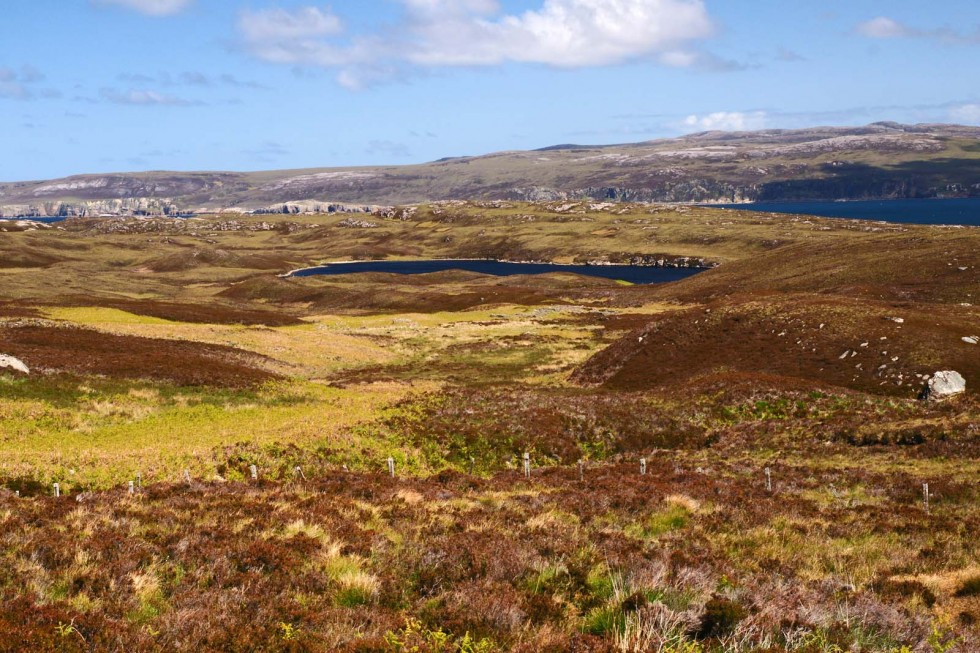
[575,229,980,397]
[0,324,280,388]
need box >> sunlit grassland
[0,376,429,489]
[2,301,672,488]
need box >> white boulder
[0,354,29,375]
[920,371,966,401]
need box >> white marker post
[765,467,772,493]
[53,483,60,498]
[640,458,647,476]
[128,481,135,495]
[923,483,930,514]
[523,453,531,479]
[387,457,395,478]
[249,464,258,480]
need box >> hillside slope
[574,228,980,398]
[3,122,980,216]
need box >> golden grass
[0,379,423,488]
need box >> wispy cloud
[0,65,50,100]
[366,140,412,158]
[681,111,769,132]
[95,0,193,17]
[855,16,980,44]
[238,0,722,88]
[239,6,343,43]
[99,88,201,106]
[776,47,806,62]
[242,141,291,163]
[119,71,266,89]
[948,103,980,124]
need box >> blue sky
[2,0,979,181]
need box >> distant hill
[3,122,980,217]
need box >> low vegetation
[0,202,976,650]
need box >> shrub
[695,597,747,639]
[954,575,980,597]
[876,579,937,607]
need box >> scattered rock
[337,218,379,228]
[0,354,29,375]
[919,371,966,401]
[887,317,905,324]
[963,336,978,345]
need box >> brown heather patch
[50,295,306,327]
[575,293,979,398]
[0,324,280,388]
[0,454,976,652]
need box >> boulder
[919,371,966,401]
[0,354,29,375]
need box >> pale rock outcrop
[919,371,966,401]
[0,354,29,375]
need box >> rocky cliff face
[0,198,181,218]
[2,123,979,215]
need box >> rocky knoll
[2,123,980,215]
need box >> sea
[711,198,980,227]
[4,198,979,227]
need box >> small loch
[288,259,706,284]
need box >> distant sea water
[712,198,980,227]
[0,217,69,224]
[4,198,978,227]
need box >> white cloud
[682,111,768,132]
[404,0,715,67]
[949,103,980,124]
[856,16,909,39]
[98,0,193,16]
[238,6,342,42]
[239,0,717,87]
[855,16,980,44]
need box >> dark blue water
[713,198,980,226]
[0,217,67,224]
[291,260,705,284]
[0,215,194,223]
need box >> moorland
[0,200,977,652]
